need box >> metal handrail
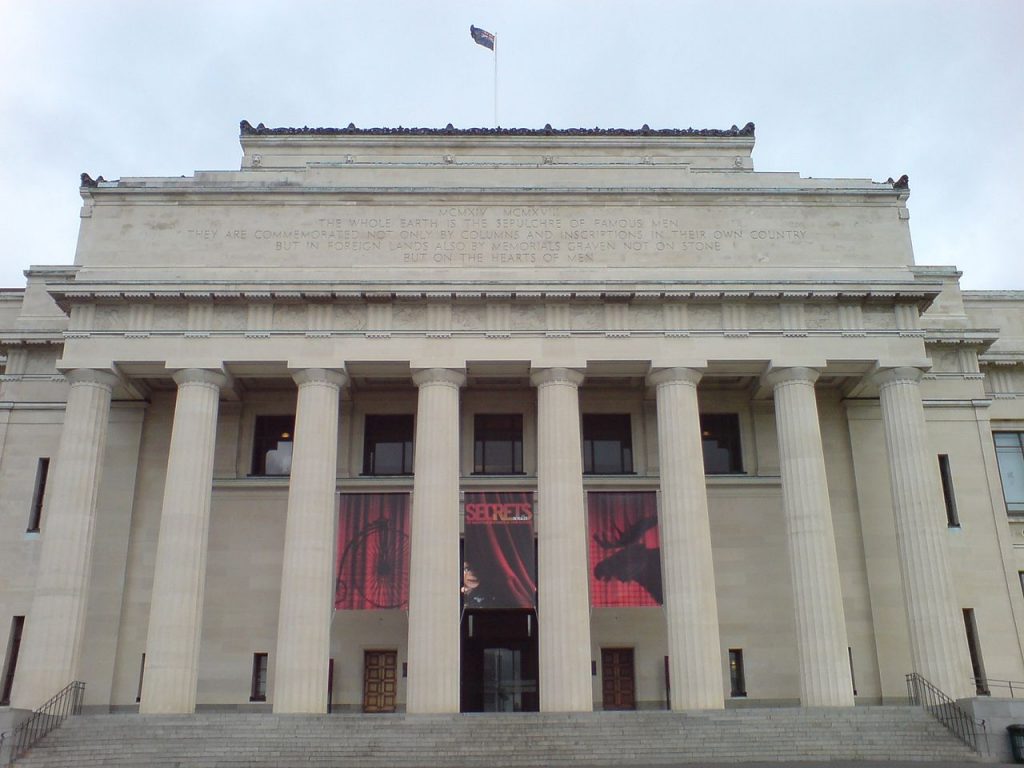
[2,681,85,766]
[973,677,1024,698]
[905,673,985,755]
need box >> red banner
[335,494,410,610]
[588,492,662,607]
[463,492,536,609]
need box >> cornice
[47,282,943,310]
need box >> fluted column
[766,367,854,706]
[648,368,724,710]
[273,368,346,713]
[140,368,226,714]
[406,368,465,713]
[11,369,118,709]
[874,367,973,698]
[531,367,592,712]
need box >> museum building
[1,121,1024,717]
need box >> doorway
[362,649,398,713]
[461,610,538,712]
[601,647,636,710]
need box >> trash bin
[1008,725,1024,763]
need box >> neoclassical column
[140,368,226,714]
[648,368,724,710]
[273,368,346,713]
[766,367,854,706]
[531,367,592,712]
[873,367,973,699]
[11,369,118,709]
[406,368,465,713]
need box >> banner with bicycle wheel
[462,492,536,610]
[335,493,411,610]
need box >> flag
[470,25,495,50]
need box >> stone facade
[1,124,1023,715]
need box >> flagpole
[493,35,499,128]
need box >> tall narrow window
[728,648,746,697]
[583,414,634,475]
[250,652,268,702]
[1019,571,1024,599]
[938,454,960,527]
[995,432,1024,513]
[962,608,988,695]
[1,616,25,706]
[700,414,743,474]
[848,647,858,696]
[363,414,414,475]
[474,414,524,474]
[136,653,146,703]
[27,457,50,532]
[251,415,295,476]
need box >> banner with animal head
[587,491,662,607]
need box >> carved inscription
[179,207,808,268]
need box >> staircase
[12,706,983,767]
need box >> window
[938,454,960,527]
[363,415,414,475]
[136,653,146,703]
[251,415,295,476]
[474,414,523,474]
[728,648,746,697]
[848,647,858,696]
[1,616,25,706]
[27,457,50,532]
[995,432,1024,513]
[250,652,268,702]
[1019,571,1024,600]
[963,609,988,695]
[582,414,634,475]
[700,414,743,474]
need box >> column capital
[292,367,348,389]
[647,367,703,388]
[763,366,820,389]
[412,368,466,388]
[530,367,584,388]
[871,366,926,389]
[64,368,119,390]
[171,368,228,389]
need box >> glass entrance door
[482,647,523,712]
[461,610,538,712]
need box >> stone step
[12,706,984,767]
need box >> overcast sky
[1,1,1021,290]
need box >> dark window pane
[474,414,524,474]
[252,415,295,476]
[938,454,959,527]
[700,413,743,474]
[583,414,633,475]
[363,414,414,475]
[728,648,746,697]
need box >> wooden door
[601,648,636,710]
[362,650,398,713]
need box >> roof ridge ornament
[238,120,755,138]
